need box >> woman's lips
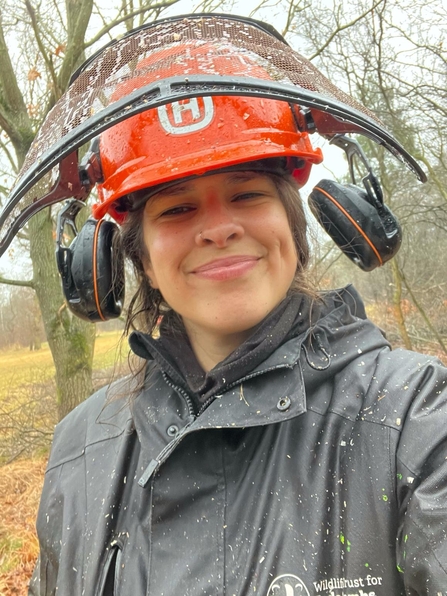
[192,256,260,281]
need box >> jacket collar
[129,292,311,406]
[192,334,308,429]
[132,335,308,487]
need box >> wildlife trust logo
[157,96,214,134]
[267,574,311,596]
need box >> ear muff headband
[83,218,124,322]
[312,184,383,266]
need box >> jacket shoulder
[360,347,447,429]
[46,376,135,470]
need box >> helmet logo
[158,97,214,134]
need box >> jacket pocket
[96,542,122,596]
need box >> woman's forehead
[151,171,271,199]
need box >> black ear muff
[57,208,125,322]
[308,179,402,271]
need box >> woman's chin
[183,305,273,340]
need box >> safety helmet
[92,42,323,221]
[0,13,426,262]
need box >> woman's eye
[233,192,263,202]
[160,205,194,217]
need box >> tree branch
[0,275,35,289]
[410,153,447,203]
[400,267,447,354]
[0,12,34,157]
[24,0,59,97]
[0,132,18,174]
[45,0,94,109]
[85,0,182,48]
[281,0,308,38]
[309,0,385,60]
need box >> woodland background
[0,0,445,592]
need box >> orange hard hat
[92,41,323,221]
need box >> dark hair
[121,170,315,336]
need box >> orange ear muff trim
[92,219,107,321]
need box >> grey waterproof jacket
[29,289,447,596]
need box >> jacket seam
[406,517,447,576]
[43,557,49,596]
[306,404,405,432]
[353,416,404,432]
[363,345,382,390]
[387,426,398,510]
[395,454,420,484]
[46,429,128,472]
[81,453,87,595]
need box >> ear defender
[56,201,125,322]
[308,179,402,271]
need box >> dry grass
[0,457,46,595]
[0,330,130,593]
[0,331,130,465]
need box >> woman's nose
[195,204,244,247]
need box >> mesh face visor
[0,13,426,258]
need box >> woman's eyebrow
[226,172,262,184]
[150,184,192,202]
[150,172,263,204]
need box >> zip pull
[138,459,159,487]
[138,419,195,487]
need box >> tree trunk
[31,294,42,350]
[28,207,95,420]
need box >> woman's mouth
[192,256,260,281]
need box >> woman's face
[142,171,298,342]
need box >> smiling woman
[27,13,447,596]
[137,170,299,369]
[122,165,313,349]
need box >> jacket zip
[138,359,300,487]
[138,373,196,487]
[162,371,196,417]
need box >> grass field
[0,330,128,400]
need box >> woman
[27,14,447,596]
